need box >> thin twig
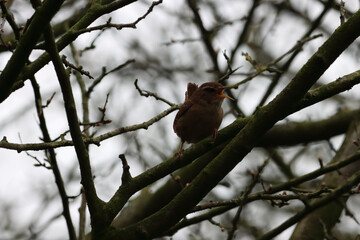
[162,37,200,46]
[166,151,360,235]
[81,93,112,132]
[29,75,76,239]
[227,159,269,240]
[257,0,333,108]
[62,55,94,79]
[134,79,176,106]
[228,34,323,89]
[0,0,21,40]
[74,0,163,36]
[78,186,86,240]
[0,104,179,151]
[87,59,135,96]
[79,26,107,55]
[258,169,360,240]
[187,0,219,74]
[339,0,346,25]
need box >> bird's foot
[210,128,218,144]
[174,150,183,158]
[174,141,185,158]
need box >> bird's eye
[204,87,216,92]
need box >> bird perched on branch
[173,82,233,154]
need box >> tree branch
[42,22,106,235]
[16,0,137,95]
[259,169,360,240]
[30,76,77,240]
[109,8,360,239]
[0,0,65,102]
[166,150,360,235]
[257,0,334,108]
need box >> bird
[173,82,233,154]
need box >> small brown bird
[173,82,233,153]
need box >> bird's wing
[174,100,193,122]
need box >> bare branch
[78,186,87,240]
[227,34,323,89]
[42,20,106,234]
[73,0,163,35]
[134,79,176,106]
[119,154,132,184]
[339,0,346,25]
[62,55,94,79]
[227,159,269,240]
[87,59,135,96]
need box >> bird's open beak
[217,88,234,100]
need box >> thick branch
[12,0,137,97]
[2,66,360,152]
[290,119,360,239]
[259,169,360,240]
[42,23,106,234]
[0,0,65,102]
[110,8,360,239]
[167,150,360,235]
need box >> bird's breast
[174,103,224,143]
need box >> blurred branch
[78,186,87,240]
[79,26,106,54]
[265,148,295,179]
[259,109,358,147]
[0,0,21,40]
[228,34,323,89]
[162,37,199,46]
[187,0,219,74]
[257,0,334,108]
[167,150,360,235]
[260,169,360,240]
[290,118,360,239]
[227,159,269,240]
[69,42,90,135]
[229,0,261,65]
[318,0,354,18]
[339,0,346,25]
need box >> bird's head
[195,82,233,104]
